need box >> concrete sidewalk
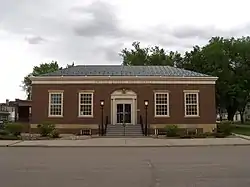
[233,133,250,140]
[1,137,250,147]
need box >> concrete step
[102,135,145,138]
[106,124,143,137]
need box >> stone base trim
[30,124,99,129]
[150,124,217,133]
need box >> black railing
[140,115,144,135]
[104,116,108,135]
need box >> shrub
[217,121,233,136]
[0,135,20,140]
[214,132,227,138]
[37,123,55,137]
[204,132,214,137]
[165,125,179,137]
[0,129,9,136]
[5,123,23,136]
[49,129,60,138]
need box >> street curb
[6,140,23,147]
[6,144,250,148]
[0,140,23,147]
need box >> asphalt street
[0,146,250,187]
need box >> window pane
[156,104,168,116]
[80,93,92,104]
[50,104,62,116]
[186,104,198,116]
[79,93,93,116]
[80,104,92,116]
[50,93,62,104]
[155,93,169,116]
[185,94,197,104]
[156,93,168,104]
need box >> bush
[49,129,60,138]
[204,132,214,137]
[5,123,23,136]
[214,132,227,138]
[0,135,20,140]
[0,129,9,136]
[193,133,207,138]
[165,125,179,137]
[217,121,233,136]
[37,123,55,137]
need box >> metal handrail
[140,115,144,135]
[104,116,108,135]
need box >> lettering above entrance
[111,89,137,125]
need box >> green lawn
[232,127,250,136]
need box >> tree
[232,37,250,123]
[22,61,60,99]
[120,41,182,66]
[66,62,75,68]
[121,38,250,122]
[22,61,76,99]
[120,42,149,66]
[181,37,250,122]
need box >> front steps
[106,124,144,137]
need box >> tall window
[49,92,63,117]
[184,91,199,117]
[154,92,169,117]
[79,92,93,117]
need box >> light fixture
[100,100,104,106]
[144,100,149,106]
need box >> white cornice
[32,80,216,85]
[31,75,218,83]
[31,75,218,80]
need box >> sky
[1,0,250,103]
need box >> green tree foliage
[121,37,250,122]
[120,41,182,66]
[22,61,75,99]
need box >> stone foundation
[30,124,99,135]
[150,124,217,135]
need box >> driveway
[0,147,250,187]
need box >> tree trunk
[240,112,244,124]
[220,114,222,121]
[240,107,246,124]
[218,107,223,121]
[227,106,237,121]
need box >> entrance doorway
[111,89,137,125]
[116,103,131,124]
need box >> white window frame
[48,91,64,117]
[154,91,170,117]
[184,90,199,117]
[78,91,94,117]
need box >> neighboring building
[0,100,16,122]
[0,99,31,127]
[30,65,218,135]
[244,103,250,121]
[217,103,250,122]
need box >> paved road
[0,147,250,187]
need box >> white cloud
[1,0,250,102]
